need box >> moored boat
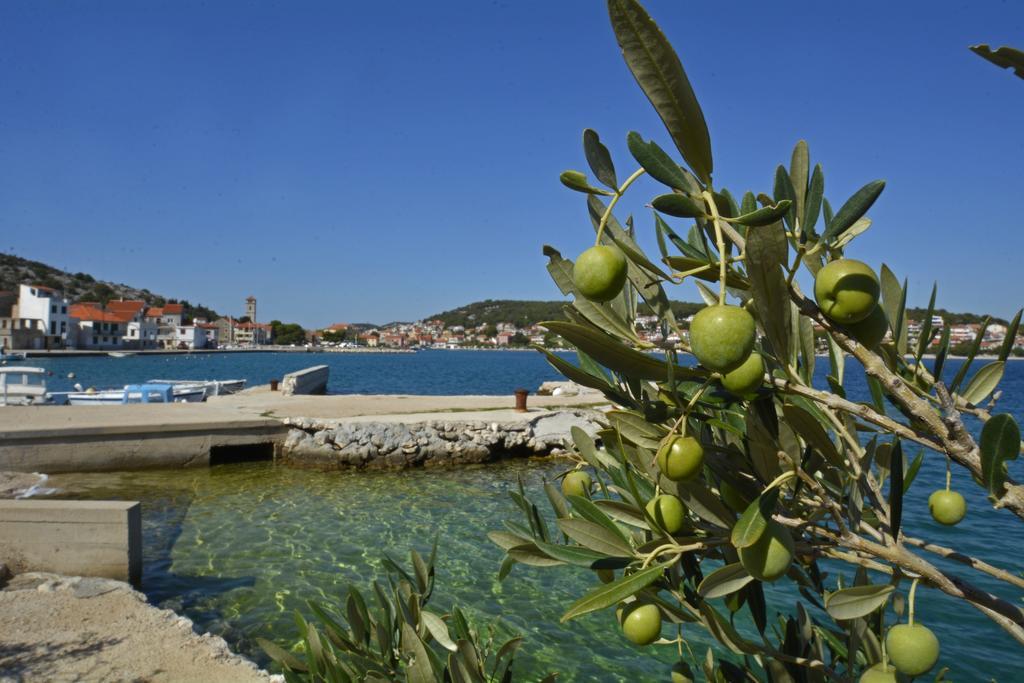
[0,367,49,406]
[1,351,27,361]
[148,378,246,396]
[65,383,206,405]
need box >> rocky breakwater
[280,410,603,469]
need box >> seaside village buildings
[0,285,272,351]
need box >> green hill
[424,298,707,328]
[0,252,220,321]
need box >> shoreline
[0,572,276,682]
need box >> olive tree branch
[785,286,1024,521]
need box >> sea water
[43,352,1024,680]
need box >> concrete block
[281,365,329,396]
[0,500,141,585]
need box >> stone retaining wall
[280,410,601,469]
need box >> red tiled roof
[236,322,271,330]
[196,323,219,329]
[326,323,349,331]
[107,300,146,315]
[162,303,184,314]
[69,304,134,323]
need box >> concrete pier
[0,386,606,473]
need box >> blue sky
[1,1,1022,327]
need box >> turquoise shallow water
[39,353,1024,680]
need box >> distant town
[1,282,1022,356]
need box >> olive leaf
[698,562,754,599]
[824,585,894,621]
[651,193,705,218]
[821,180,885,243]
[626,131,690,190]
[583,129,618,189]
[560,561,670,622]
[960,361,1005,406]
[559,170,614,195]
[731,488,779,549]
[727,200,792,227]
[608,0,712,184]
[980,414,1021,496]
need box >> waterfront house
[14,284,72,349]
[106,300,159,349]
[234,321,271,346]
[69,304,132,350]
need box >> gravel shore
[0,573,278,682]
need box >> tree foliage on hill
[270,320,307,345]
[907,307,1008,326]
[0,252,222,320]
[426,298,705,329]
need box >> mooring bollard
[269,379,279,391]
[514,388,529,412]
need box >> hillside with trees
[0,252,220,322]
[425,299,706,328]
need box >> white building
[15,284,72,349]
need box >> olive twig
[701,190,729,306]
[595,167,646,245]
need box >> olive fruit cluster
[814,258,889,348]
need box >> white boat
[107,351,137,358]
[0,367,49,406]
[65,383,206,405]
[148,378,246,396]
[1,352,27,362]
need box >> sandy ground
[0,573,277,683]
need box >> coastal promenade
[0,386,606,473]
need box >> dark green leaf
[915,283,938,361]
[698,562,754,599]
[889,440,904,539]
[557,518,634,557]
[665,255,749,289]
[932,323,951,384]
[626,131,690,190]
[949,316,991,393]
[746,222,790,359]
[790,141,809,224]
[559,170,613,196]
[560,561,669,622]
[879,265,907,356]
[903,450,924,493]
[773,166,797,229]
[824,585,894,621]
[728,200,792,227]
[822,180,885,243]
[607,0,713,183]
[507,543,565,567]
[652,193,705,218]
[731,488,778,549]
[542,320,701,381]
[583,129,618,189]
[999,309,1022,362]
[970,44,1024,79]
[803,165,824,234]
[980,414,1021,496]
[566,494,633,545]
[782,403,845,471]
[961,361,1005,406]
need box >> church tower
[245,296,256,322]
